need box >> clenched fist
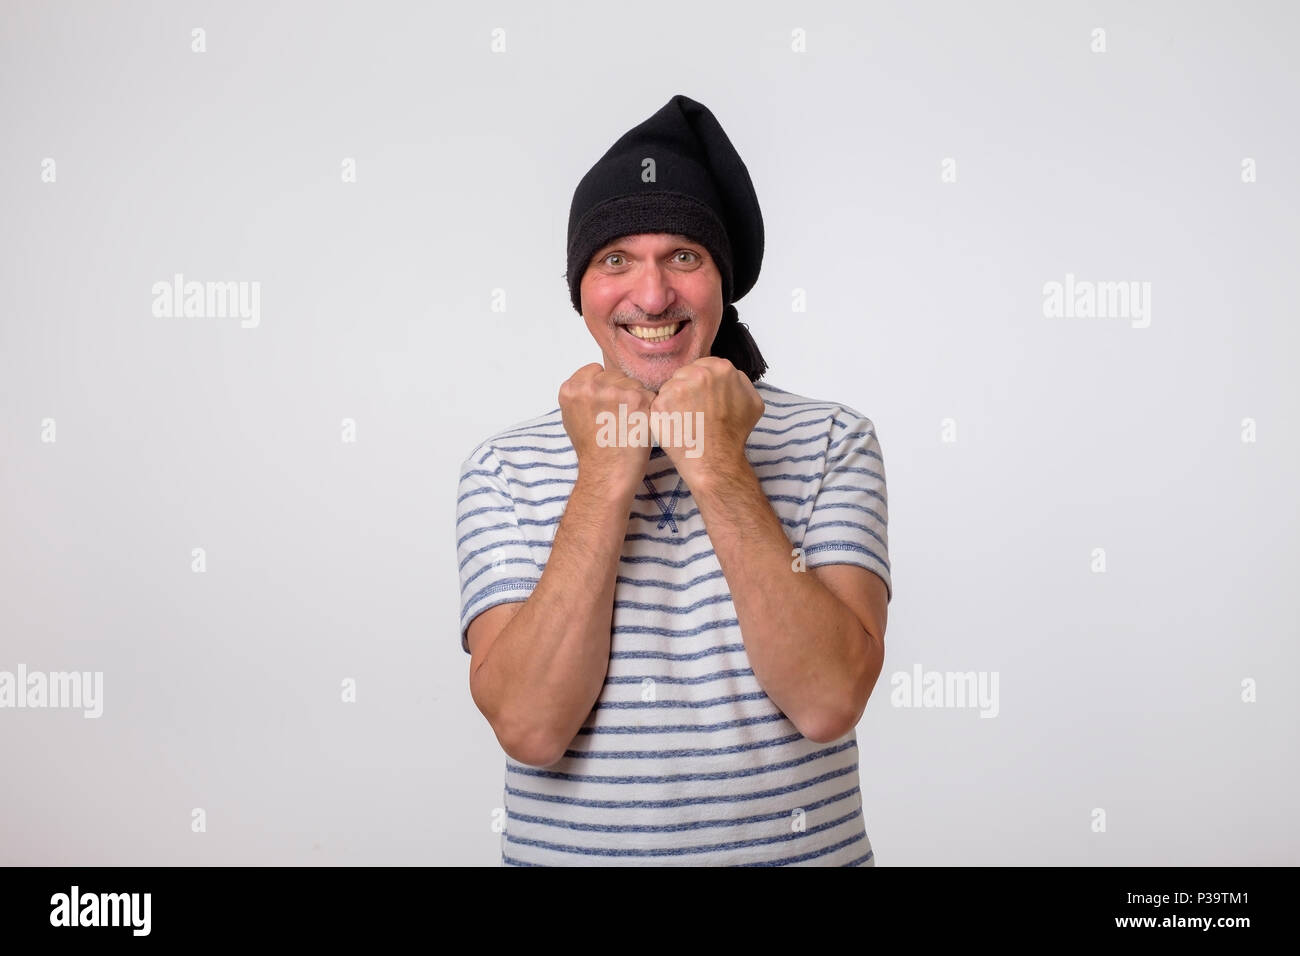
[649,356,765,491]
[558,363,657,494]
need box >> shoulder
[458,406,569,472]
[753,381,876,432]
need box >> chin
[616,355,684,392]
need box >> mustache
[613,307,694,326]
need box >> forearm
[692,457,881,742]
[472,473,633,763]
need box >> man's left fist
[649,356,764,489]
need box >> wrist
[573,465,642,505]
[684,450,754,501]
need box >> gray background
[1,0,1296,865]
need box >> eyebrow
[595,239,705,257]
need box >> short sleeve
[801,412,892,603]
[455,444,541,653]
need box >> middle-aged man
[455,94,892,866]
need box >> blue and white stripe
[455,382,891,866]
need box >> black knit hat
[565,94,767,381]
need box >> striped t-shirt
[454,380,892,866]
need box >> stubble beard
[609,306,698,392]
[615,354,679,393]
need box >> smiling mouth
[621,320,690,343]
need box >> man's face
[579,232,724,392]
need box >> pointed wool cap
[564,94,767,380]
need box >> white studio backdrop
[1,0,1296,865]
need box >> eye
[675,250,700,264]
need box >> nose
[630,260,677,317]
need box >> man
[455,94,892,866]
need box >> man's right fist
[558,364,656,492]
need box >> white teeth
[627,322,681,342]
